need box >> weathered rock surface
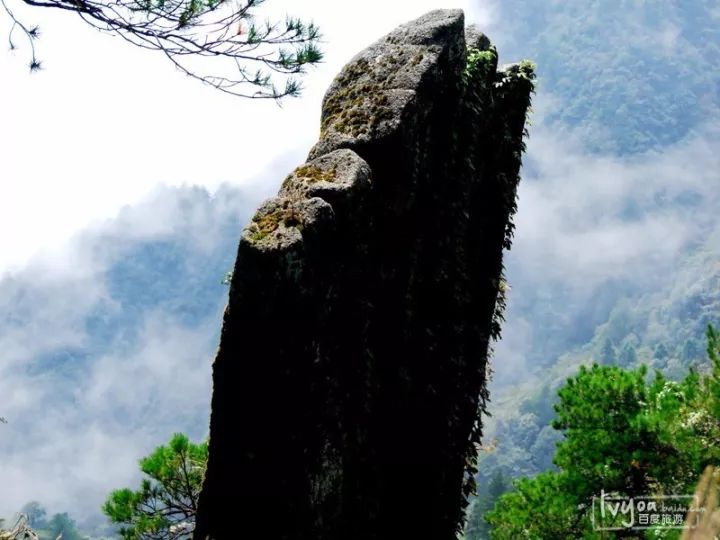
[194,9,534,540]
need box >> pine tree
[465,470,510,540]
[598,337,616,365]
[487,325,720,538]
[618,342,637,367]
[1,0,322,98]
[103,433,207,539]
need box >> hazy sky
[0,0,495,273]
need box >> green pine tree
[618,342,638,367]
[487,325,720,539]
[598,337,616,365]
[103,433,207,540]
[465,470,511,540]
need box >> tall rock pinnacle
[194,9,534,540]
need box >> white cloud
[1,331,212,518]
[0,185,239,522]
[511,116,719,288]
[491,97,720,386]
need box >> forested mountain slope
[467,1,720,537]
[492,0,720,155]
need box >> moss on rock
[293,164,337,184]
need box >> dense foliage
[495,0,720,154]
[481,325,720,539]
[103,433,207,540]
[464,471,511,540]
[476,224,720,517]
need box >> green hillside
[466,1,720,537]
[495,0,720,154]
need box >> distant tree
[1,0,322,99]
[19,503,46,530]
[682,338,701,363]
[598,337,616,365]
[46,512,82,540]
[465,470,511,540]
[617,342,637,367]
[103,433,207,540]
[653,342,669,361]
[518,384,555,426]
[529,425,560,471]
